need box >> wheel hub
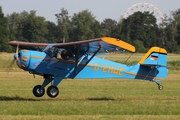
[50,88,58,96]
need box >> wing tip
[101,37,136,53]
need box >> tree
[7,10,49,43]
[71,10,96,41]
[0,6,11,52]
[133,40,147,52]
[119,11,158,49]
[55,8,71,43]
[101,18,117,37]
[22,11,48,42]
[6,12,19,40]
[45,21,58,43]
[2,6,180,53]
[90,20,104,38]
[131,12,158,48]
[116,19,132,43]
[157,11,180,53]
[173,9,180,47]
[157,15,168,48]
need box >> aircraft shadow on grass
[87,97,115,101]
[0,96,116,101]
[0,96,37,101]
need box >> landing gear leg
[46,77,63,98]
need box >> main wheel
[47,86,59,98]
[32,85,45,97]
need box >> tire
[47,86,59,98]
[158,85,163,90]
[32,85,45,97]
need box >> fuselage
[15,49,168,82]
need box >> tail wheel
[158,85,163,90]
[47,86,59,98]
[33,85,45,97]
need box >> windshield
[43,44,56,57]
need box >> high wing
[8,41,48,51]
[54,37,135,53]
[9,37,135,52]
[8,41,48,47]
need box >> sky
[0,0,180,23]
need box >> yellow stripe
[23,50,28,52]
[30,56,44,59]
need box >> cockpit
[42,42,105,61]
[43,45,75,60]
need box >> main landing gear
[32,76,62,98]
[33,85,59,98]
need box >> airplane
[8,37,168,98]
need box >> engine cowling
[17,49,31,70]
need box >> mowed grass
[0,52,180,119]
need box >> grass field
[0,53,180,120]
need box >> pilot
[61,49,73,60]
[53,48,59,58]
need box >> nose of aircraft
[14,49,30,70]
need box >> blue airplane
[8,37,168,98]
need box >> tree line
[0,7,180,53]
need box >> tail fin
[138,47,168,82]
[139,47,167,66]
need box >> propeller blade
[16,56,21,68]
[14,44,21,68]
[7,44,21,76]
[6,59,16,76]
[8,59,15,69]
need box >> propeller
[14,44,21,68]
[7,59,16,71]
[7,44,21,73]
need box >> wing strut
[73,44,81,77]
[72,45,101,78]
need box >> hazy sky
[1,0,180,23]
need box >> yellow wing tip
[101,37,117,41]
[101,37,136,52]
